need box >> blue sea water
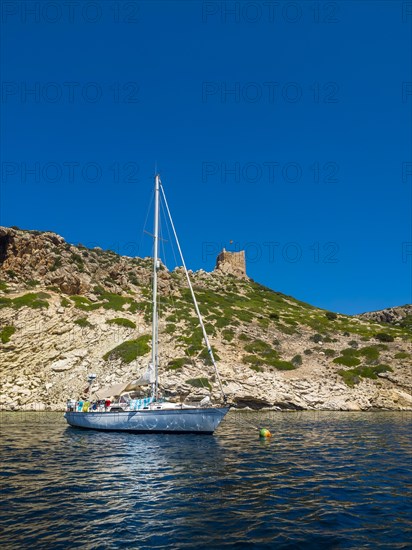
[0,411,411,549]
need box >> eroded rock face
[0,226,411,412]
[0,292,411,412]
[0,226,152,295]
[45,268,91,295]
[358,305,412,325]
[234,396,272,410]
[0,228,12,264]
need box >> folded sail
[94,382,130,400]
[132,362,155,386]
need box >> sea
[0,411,411,549]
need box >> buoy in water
[259,428,272,438]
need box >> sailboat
[64,174,230,434]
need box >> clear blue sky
[1,1,411,314]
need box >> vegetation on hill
[0,226,411,412]
[103,335,151,363]
[0,325,15,344]
[0,293,50,309]
[106,318,136,329]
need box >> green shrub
[128,274,139,286]
[291,354,302,367]
[180,331,204,356]
[333,356,361,367]
[71,295,96,311]
[348,340,358,348]
[103,335,151,363]
[61,298,71,307]
[74,318,93,328]
[376,344,389,351]
[204,322,216,336]
[338,364,393,387]
[244,339,272,355]
[71,292,140,313]
[399,315,412,330]
[0,325,16,343]
[101,293,130,311]
[270,359,296,371]
[93,285,105,296]
[375,332,394,343]
[106,318,136,329]
[234,309,255,323]
[333,345,382,366]
[50,256,62,271]
[165,323,176,334]
[358,346,380,362]
[0,281,8,291]
[0,293,49,310]
[361,364,393,378]
[310,333,323,343]
[341,348,359,357]
[222,329,235,342]
[186,377,211,391]
[198,347,220,365]
[166,314,178,323]
[26,279,40,288]
[277,323,298,335]
[129,301,147,316]
[324,348,336,357]
[338,369,358,387]
[242,354,264,367]
[394,352,410,359]
[269,312,279,320]
[249,365,263,372]
[167,357,192,370]
[71,253,84,268]
[212,316,231,329]
[242,354,294,370]
[304,349,313,355]
[325,311,337,321]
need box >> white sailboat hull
[64,407,229,434]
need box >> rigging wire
[160,197,179,269]
[159,181,227,403]
[158,195,180,333]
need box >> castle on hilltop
[215,248,247,278]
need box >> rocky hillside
[1,226,411,411]
[358,305,412,328]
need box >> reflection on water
[1,411,411,549]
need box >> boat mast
[151,173,160,399]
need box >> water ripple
[0,411,411,549]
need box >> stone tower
[215,248,247,278]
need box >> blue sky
[1,1,411,314]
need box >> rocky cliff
[358,305,412,327]
[0,226,411,411]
